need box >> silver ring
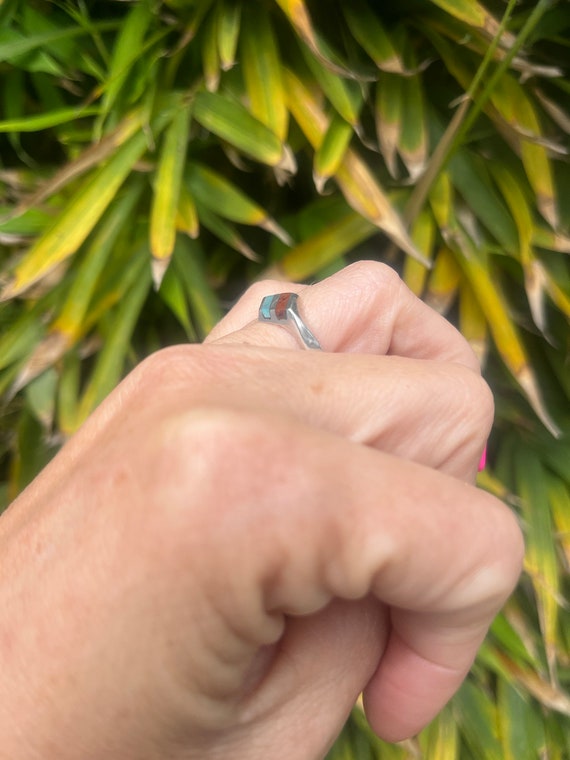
[258,293,322,350]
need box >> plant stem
[404,0,553,228]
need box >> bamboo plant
[0,0,569,757]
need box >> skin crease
[0,262,524,760]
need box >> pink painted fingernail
[478,446,487,472]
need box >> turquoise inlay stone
[260,296,273,320]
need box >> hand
[0,262,523,759]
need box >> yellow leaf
[1,131,149,300]
[241,6,288,140]
[490,75,557,227]
[193,90,295,171]
[284,68,429,266]
[313,113,353,193]
[150,104,192,287]
[276,209,376,281]
[217,0,241,71]
[424,245,462,315]
[403,208,436,296]
[448,223,560,437]
[187,163,291,244]
[273,0,353,77]
[176,185,200,239]
[459,276,488,366]
[427,0,515,47]
[201,9,221,92]
[375,73,403,179]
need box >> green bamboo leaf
[519,436,570,486]
[195,202,260,262]
[375,73,403,179]
[1,285,70,388]
[79,241,149,336]
[544,711,570,760]
[454,680,502,760]
[403,208,436,296]
[2,67,25,159]
[217,0,241,71]
[2,107,147,223]
[57,351,82,437]
[21,5,79,67]
[426,0,514,45]
[150,103,192,287]
[0,206,52,238]
[178,0,216,42]
[427,0,487,27]
[336,151,428,264]
[497,678,546,760]
[284,68,429,266]
[24,368,58,430]
[8,407,53,498]
[193,90,295,171]
[76,257,151,425]
[1,130,149,300]
[448,150,519,254]
[399,66,428,181]
[176,185,200,239]
[491,654,570,717]
[172,236,221,337]
[241,5,288,141]
[201,8,221,92]
[0,27,63,76]
[489,74,558,228]
[490,164,533,263]
[428,171,454,231]
[424,245,462,315]
[0,20,118,63]
[342,1,405,73]
[299,45,363,129]
[532,226,570,254]
[515,447,560,680]
[418,706,458,759]
[0,311,43,372]
[351,707,412,759]
[275,209,376,281]
[0,0,18,26]
[0,105,100,133]
[158,262,196,340]
[52,180,145,344]
[313,113,353,194]
[98,0,154,123]
[458,276,488,366]
[186,163,291,244]
[489,612,538,670]
[273,0,361,79]
[446,220,560,437]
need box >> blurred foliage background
[0,0,569,756]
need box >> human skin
[0,262,524,759]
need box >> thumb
[239,598,389,759]
[178,406,522,743]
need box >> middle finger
[149,344,492,481]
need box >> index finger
[206,261,481,371]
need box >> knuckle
[148,408,303,566]
[477,494,525,605]
[449,364,495,439]
[164,407,291,502]
[124,345,207,400]
[342,261,401,302]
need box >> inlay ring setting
[258,293,322,350]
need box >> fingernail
[478,446,487,472]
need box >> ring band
[258,293,322,350]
